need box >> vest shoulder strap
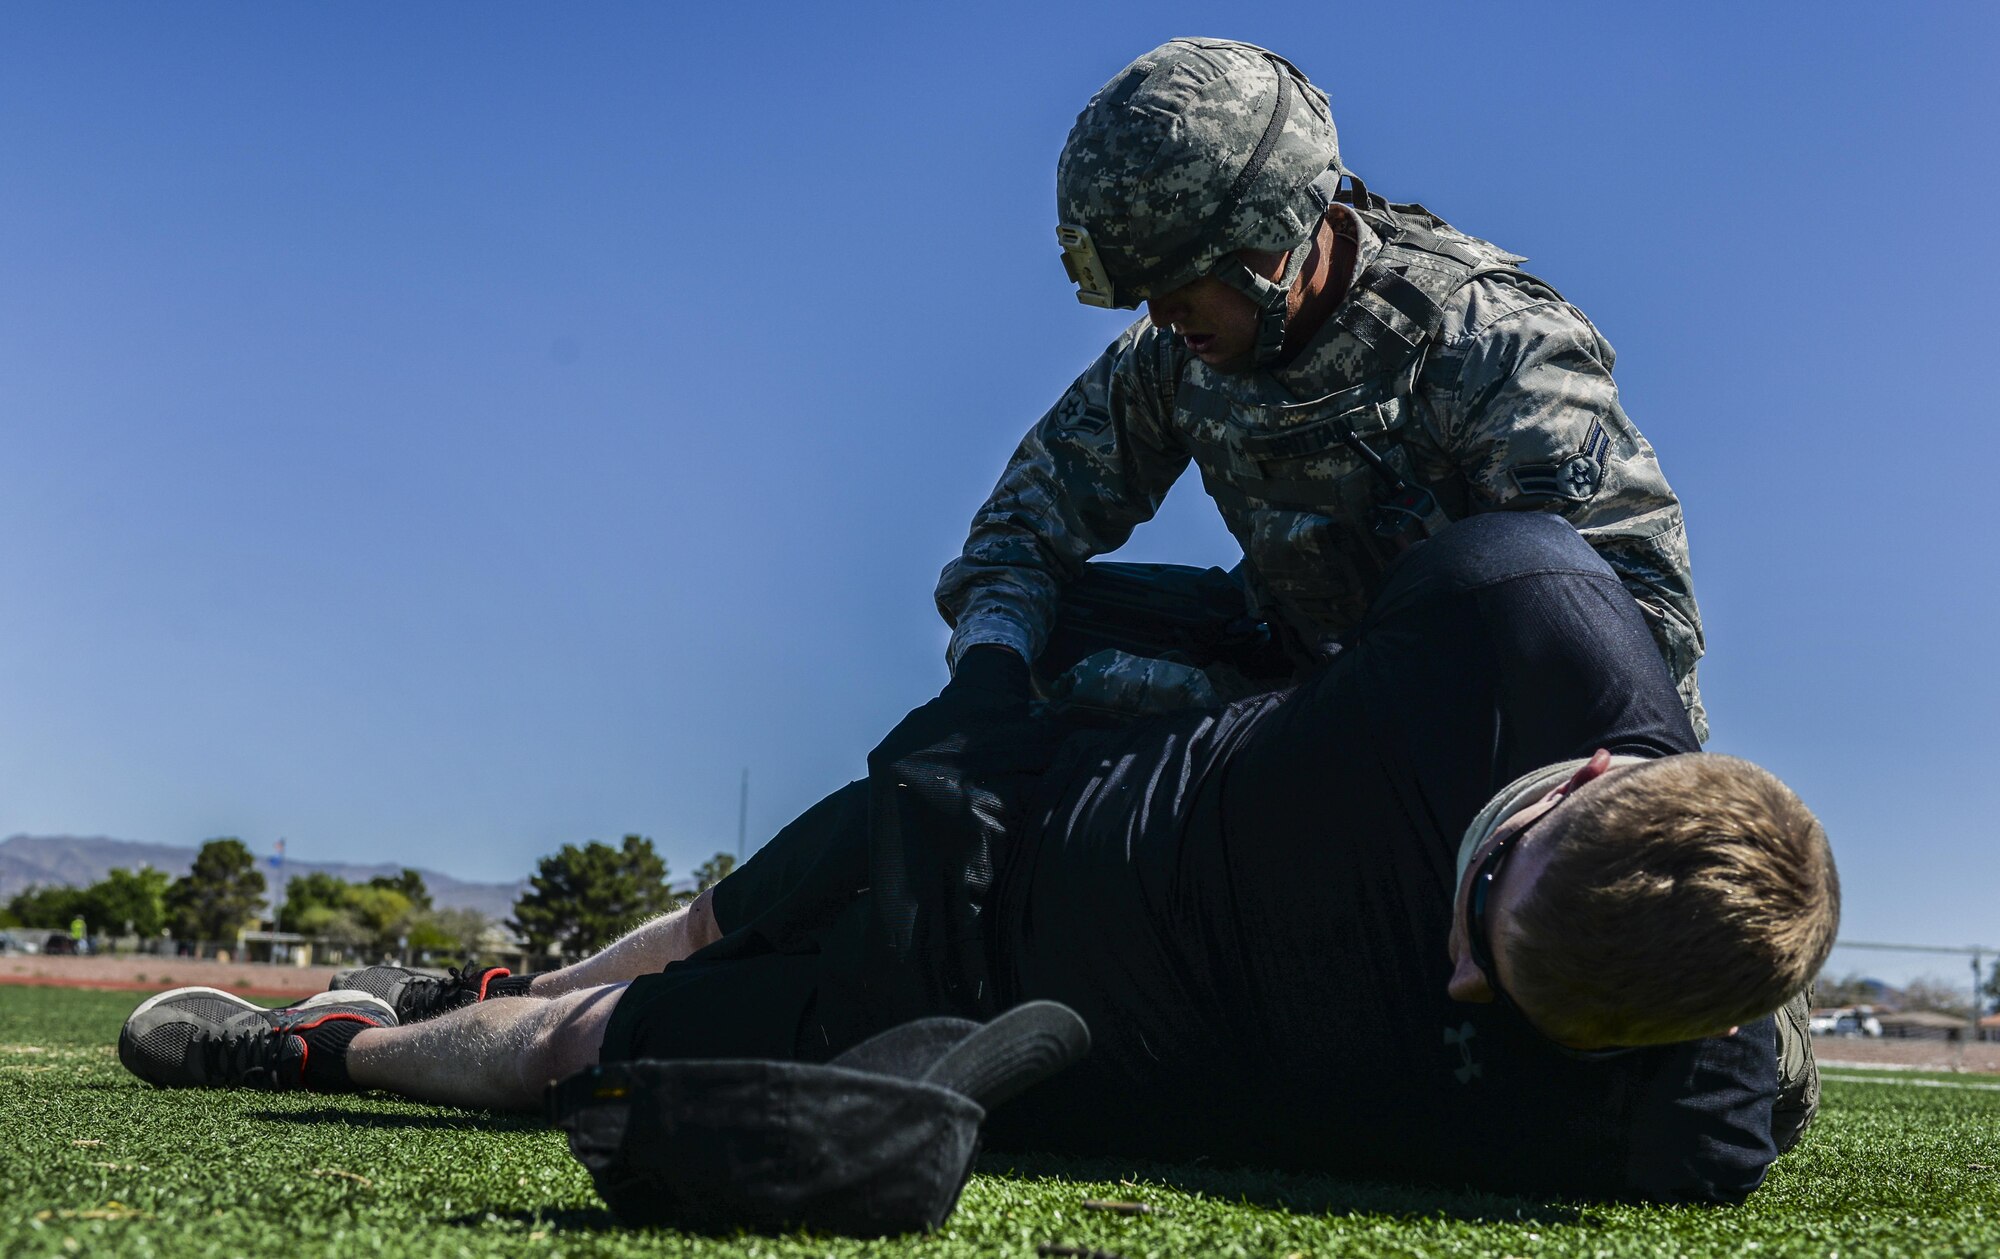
[1322,223,1475,384]
[1169,205,1553,418]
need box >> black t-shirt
[988,513,1776,1204]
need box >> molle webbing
[1322,221,1494,387]
[1172,208,1538,638]
[1182,219,1493,513]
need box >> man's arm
[1416,277,1709,739]
[934,319,1192,670]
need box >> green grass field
[2,986,1994,1258]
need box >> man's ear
[1447,934,1493,1003]
[1561,748,1615,796]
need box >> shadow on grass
[440,1153,1584,1236]
[251,1106,546,1134]
[250,1110,1580,1230]
[980,1151,1586,1226]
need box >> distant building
[1874,1009,1973,1041]
[237,929,314,967]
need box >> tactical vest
[1173,198,1564,651]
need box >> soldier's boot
[1771,988,1820,1153]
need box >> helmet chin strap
[1210,166,1344,368]
[1213,243,1315,368]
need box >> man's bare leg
[332,893,721,1022]
[523,890,722,997]
[347,983,628,1110]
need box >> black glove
[867,646,1031,763]
[945,643,1032,704]
[865,645,1056,1018]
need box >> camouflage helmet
[1055,39,1343,365]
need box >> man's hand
[943,644,1033,709]
[865,644,1057,1015]
[868,647,1048,815]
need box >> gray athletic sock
[488,973,539,998]
[299,1018,370,1092]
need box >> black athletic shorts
[598,780,893,1065]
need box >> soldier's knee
[1418,512,1606,587]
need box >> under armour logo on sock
[1444,1021,1482,1084]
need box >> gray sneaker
[119,986,395,1090]
[330,964,514,1024]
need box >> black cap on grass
[547,1000,1090,1236]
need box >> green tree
[511,834,675,960]
[407,907,492,962]
[1815,970,1886,1008]
[84,867,171,937]
[280,871,354,928]
[692,852,737,894]
[1900,975,1977,1019]
[307,908,372,952]
[280,871,416,956]
[164,838,267,945]
[367,868,432,911]
[6,885,89,929]
[346,884,415,953]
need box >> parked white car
[1811,1006,1883,1036]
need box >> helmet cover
[1056,38,1340,309]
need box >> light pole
[1975,951,1986,1042]
[737,768,749,862]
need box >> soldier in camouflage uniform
[930,35,1817,1145]
[936,38,1707,740]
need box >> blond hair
[1507,754,1838,1046]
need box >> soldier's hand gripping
[865,645,1066,1004]
[870,644,1034,762]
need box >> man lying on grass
[119,513,1838,1204]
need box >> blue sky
[2,3,1993,981]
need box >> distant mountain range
[0,834,529,923]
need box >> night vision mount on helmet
[1055,38,1346,367]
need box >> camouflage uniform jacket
[937,198,1707,739]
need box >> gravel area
[0,953,340,998]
